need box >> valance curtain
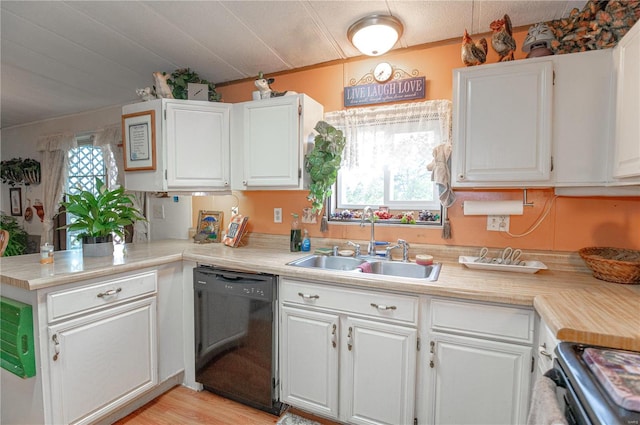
[37,133,76,245]
[324,99,455,207]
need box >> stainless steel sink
[287,255,367,271]
[368,261,441,280]
[287,254,441,281]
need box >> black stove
[549,342,640,425]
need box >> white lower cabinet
[419,297,534,425]
[45,271,159,425]
[279,278,418,425]
[48,298,157,425]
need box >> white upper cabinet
[552,49,615,187]
[612,21,640,181]
[123,99,232,192]
[452,59,553,187]
[231,94,323,190]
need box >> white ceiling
[0,0,586,129]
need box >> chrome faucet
[346,241,361,257]
[397,239,410,262]
[361,206,376,256]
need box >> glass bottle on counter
[290,213,302,252]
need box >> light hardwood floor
[115,386,339,425]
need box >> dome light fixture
[347,14,404,56]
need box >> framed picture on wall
[122,110,156,171]
[195,210,224,243]
[10,187,22,216]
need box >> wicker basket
[578,247,640,284]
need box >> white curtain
[325,100,452,169]
[324,100,455,207]
[94,124,124,188]
[94,125,148,243]
[37,133,76,244]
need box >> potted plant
[58,178,146,256]
[0,214,29,256]
[305,121,346,214]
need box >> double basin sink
[287,254,441,281]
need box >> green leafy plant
[305,121,346,214]
[58,178,146,240]
[166,68,221,102]
[0,214,29,256]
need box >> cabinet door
[242,96,300,187]
[426,333,531,425]
[48,297,157,425]
[165,101,231,189]
[342,317,417,425]
[553,50,614,186]
[613,22,640,179]
[280,305,339,419]
[453,60,553,186]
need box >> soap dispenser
[301,229,311,252]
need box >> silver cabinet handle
[371,303,396,311]
[97,288,122,298]
[298,292,319,300]
[538,343,552,359]
[347,326,353,351]
[52,334,60,361]
[331,324,337,348]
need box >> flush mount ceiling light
[347,14,404,56]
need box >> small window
[65,135,106,248]
[325,100,451,225]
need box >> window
[325,100,451,224]
[65,135,106,248]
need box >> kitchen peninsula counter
[1,238,638,351]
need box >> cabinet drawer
[280,279,418,325]
[47,271,157,322]
[429,298,534,344]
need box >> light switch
[152,205,165,219]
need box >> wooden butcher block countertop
[1,235,638,351]
[535,286,640,352]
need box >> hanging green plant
[305,121,346,214]
[0,158,40,186]
[166,68,221,102]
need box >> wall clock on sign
[374,62,393,83]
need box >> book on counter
[223,214,249,247]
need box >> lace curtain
[324,99,454,207]
[37,133,76,244]
[93,125,148,243]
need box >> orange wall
[210,29,640,252]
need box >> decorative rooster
[461,29,488,66]
[490,14,516,61]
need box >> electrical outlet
[152,205,165,219]
[274,208,282,223]
[487,215,509,232]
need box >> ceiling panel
[0,0,588,129]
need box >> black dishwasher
[193,266,283,415]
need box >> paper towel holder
[523,189,534,207]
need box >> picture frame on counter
[122,110,156,171]
[223,214,249,248]
[195,210,224,243]
[10,187,22,216]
